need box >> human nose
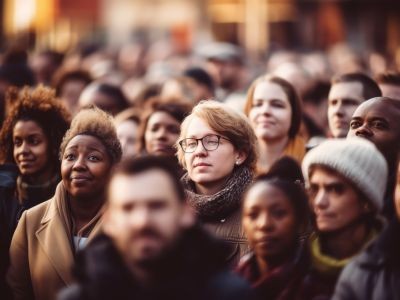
[257,212,274,231]
[130,207,151,229]
[17,141,30,155]
[313,189,329,210]
[354,123,373,139]
[72,155,87,171]
[154,127,168,140]
[192,139,208,155]
[332,101,344,116]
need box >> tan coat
[7,196,102,300]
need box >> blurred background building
[1,0,400,61]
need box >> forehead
[253,81,288,101]
[309,166,351,186]
[245,182,290,207]
[185,116,217,137]
[13,120,45,135]
[65,134,107,152]
[379,84,400,100]
[329,81,364,101]
[353,99,399,120]
[147,111,179,126]
[108,171,180,206]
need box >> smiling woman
[7,107,122,300]
[244,75,304,174]
[0,86,70,297]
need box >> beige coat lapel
[35,200,74,285]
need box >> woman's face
[243,182,297,260]
[248,81,292,142]
[13,120,51,178]
[117,120,139,158]
[145,111,180,156]
[183,116,245,195]
[308,167,365,233]
[61,135,112,200]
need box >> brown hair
[60,106,122,164]
[244,75,302,138]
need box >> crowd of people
[0,40,399,300]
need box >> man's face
[328,81,364,138]
[104,170,193,267]
[348,98,400,165]
[206,59,241,90]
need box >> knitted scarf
[17,174,60,209]
[309,229,378,277]
[181,165,253,221]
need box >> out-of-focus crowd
[0,40,399,300]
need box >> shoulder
[205,270,257,300]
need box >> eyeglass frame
[179,134,231,153]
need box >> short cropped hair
[177,100,258,171]
[332,72,382,100]
[53,68,92,96]
[109,155,185,202]
[60,106,122,164]
[375,72,400,86]
[0,86,70,166]
[244,75,302,139]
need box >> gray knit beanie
[302,138,388,211]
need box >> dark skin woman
[7,107,122,300]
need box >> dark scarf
[17,174,60,209]
[236,243,308,300]
[181,166,253,221]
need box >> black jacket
[58,226,257,300]
[332,219,400,300]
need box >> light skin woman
[177,100,258,265]
[245,75,304,173]
[7,107,122,300]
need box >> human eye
[205,135,219,146]
[13,138,22,147]
[63,152,76,161]
[271,100,285,108]
[327,183,345,195]
[88,154,101,162]
[29,136,41,145]
[150,124,160,132]
[245,209,259,220]
[271,208,288,219]
[307,184,318,197]
[252,100,263,107]
[371,120,388,130]
[183,139,197,151]
[349,120,362,129]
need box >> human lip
[70,175,92,182]
[255,236,279,246]
[193,162,211,168]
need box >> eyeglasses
[179,134,230,153]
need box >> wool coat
[7,184,102,300]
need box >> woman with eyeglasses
[177,100,258,265]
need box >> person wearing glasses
[177,100,258,265]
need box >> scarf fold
[236,242,308,300]
[310,229,378,277]
[53,182,104,251]
[181,166,253,221]
[17,174,60,208]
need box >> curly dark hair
[59,106,122,164]
[0,86,71,169]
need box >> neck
[256,251,292,277]
[195,181,225,196]
[319,222,369,260]
[129,264,153,287]
[69,193,104,233]
[257,136,289,173]
[22,166,56,185]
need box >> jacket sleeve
[6,210,34,300]
[332,261,363,300]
